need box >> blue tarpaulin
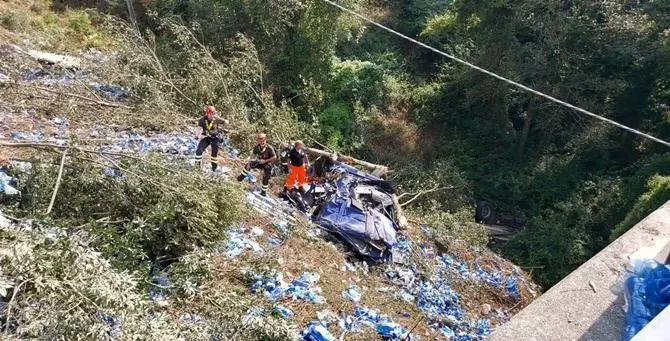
[317,190,396,259]
[622,259,670,341]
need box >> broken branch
[0,141,179,175]
[46,148,69,215]
[303,146,389,176]
[4,280,28,334]
[399,186,455,208]
[26,85,132,109]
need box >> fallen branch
[97,154,177,193]
[4,280,28,334]
[26,85,132,109]
[74,216,128,229]
[312,140,336,153]
[303,146,389,176]
[46,148,68,215]
[403,314,425,340]
[0,141,180,175]
[399,186,455,208]
[1,212,22,222]
[136,32,198,106]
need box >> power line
[320,0,670,148]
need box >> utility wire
[320,0,670,148]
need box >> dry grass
[1,0,116,51]
[364,110,421,163]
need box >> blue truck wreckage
[278,157,401,260]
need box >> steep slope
[0,3,537,340]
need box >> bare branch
[399,186,455,207]
[4,280,28,334]
[27,85,132,109]
[0,141,180,175]
[46,148,69,215]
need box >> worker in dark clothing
[236,133,277,196]
[284,140,309,190]
[195,105,228,171]
[278,142,291,174]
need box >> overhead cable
[320,0,670,148]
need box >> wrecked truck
[280,159,401,260]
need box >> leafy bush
[611,175,670,240]
[329,59,385,108]
[32,11,60,29]
[13,155,246,267]
[0,221,298,340]
[67,10,92,34]
[319,99,358,150]
[0,10,28,31]
[417,207,489,247]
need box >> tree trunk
[303,146,388,176]
[517,99,534,161]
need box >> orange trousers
[285,164,307,189]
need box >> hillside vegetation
[1,0,669,334]
[0,1,538,340]
[96,0,670,288]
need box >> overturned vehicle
[279,157,402,260]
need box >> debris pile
[375,231,533,339]
[247,270,326,304]
[302,305,412,340]
[245,191,299,225]
[149,267,171,307]
[0,169,19,195]
[89,82,130,102]
[97,312,123,339]
[215,226,265,258]
[3,115,240,176]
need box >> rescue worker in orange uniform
[284,140,309,190]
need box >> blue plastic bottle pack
[622,259,670,341]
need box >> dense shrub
[12,155,245,266]
[611,175,670,240]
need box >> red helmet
[204,105,216,114]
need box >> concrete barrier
[489,200,670,341]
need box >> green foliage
[32,10,60,29]
[25,8,113,49]
[500,177,626,288]
[611,175,670,240]
[420,11,458,38]
[419,207,489,248]
[319,100,358,150]
[387,0,453,36]
[0,221,298,340]
[0,9,28,31]
[14,157,246,266]
[168,248,213,296]
[67,10,92,33]
[142,0,364,100]
[329,59,385,108]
